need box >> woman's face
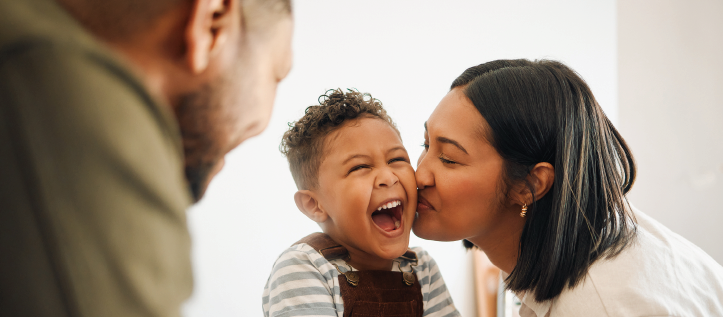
[414,88,514,242]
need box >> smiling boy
[262,89,459,317]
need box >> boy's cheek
[400,170,418,223]
[400,169,418,197]
[397,165,417,185]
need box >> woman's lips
[417,195,435,212]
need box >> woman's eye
[438,155,457,165]
[421,142,429,150]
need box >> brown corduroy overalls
[294,233,424,317]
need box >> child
[263,89,460,317]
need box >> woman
[413,59,723,316]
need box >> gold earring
[520,203,528,217]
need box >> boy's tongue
[372,213,396,232]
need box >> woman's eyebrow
[437,136,468,154]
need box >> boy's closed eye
[346,156,410,175]
[348,164,371,174]
[388,157,409,164]
[347,157,407,174]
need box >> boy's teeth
[376,200,402,211]
[394,220,401,229]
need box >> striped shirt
[262,243,460,317]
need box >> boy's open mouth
[371,200,403,232]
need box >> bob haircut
[455,59,637,301]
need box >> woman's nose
[416,152,434,190]
[376,167,399,188]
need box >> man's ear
[512,162,555,206]
[294,190,328,223]
[184,0,239,74]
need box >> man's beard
[184,155,218,202]
[174,78,229,202]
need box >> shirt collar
[500,271,552,317]
[517,290,552,317]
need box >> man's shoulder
[0,0,190,215]
[0,0,149,95]
[0,0,155,109]
[0,0,98,55]
[0,0,183,163]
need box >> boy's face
[314,117,417,264]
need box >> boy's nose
[375,168,399,188]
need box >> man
[0,0,292,315]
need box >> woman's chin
[412,221,459,242]
[412,221,437,240]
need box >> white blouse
[516,206,723,317]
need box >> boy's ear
[294,190,328,223]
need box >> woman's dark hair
[455,59,637,301]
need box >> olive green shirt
[0,0,194,316]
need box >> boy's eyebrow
[387,146,407,154]
[343,154,371,165]
[437,137,468,154]
[424,121,427,131]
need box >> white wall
[618,0,723,263]
[183,1,616,316]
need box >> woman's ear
[294,190,328,223]
[513,162,555,205]
[184,0,239,74]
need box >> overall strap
[292,232,348,261]
[295,234,424,316]
[399,250,418,265]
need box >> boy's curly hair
[281,89,398,190]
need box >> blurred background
[182,0,722,316]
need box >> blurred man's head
[58,0,293,200]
